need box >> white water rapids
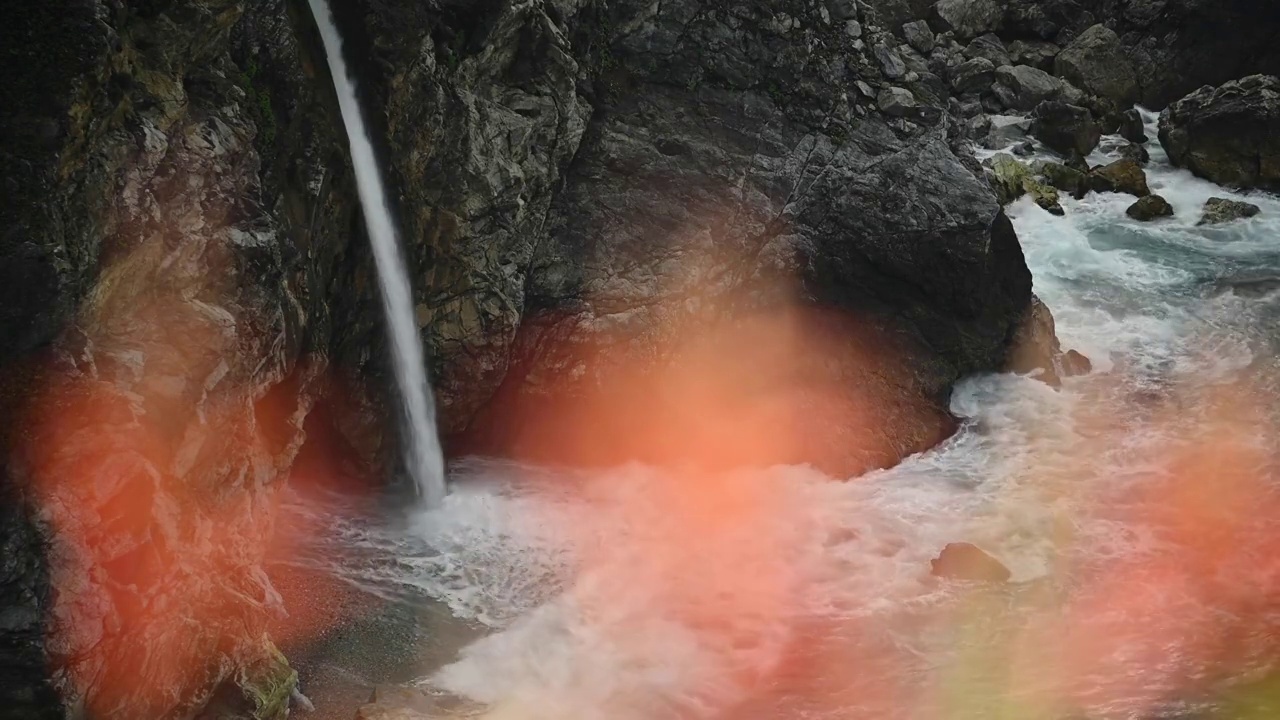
[306,0,446,505]
[288,110,1280,719]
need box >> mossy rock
[198,638,297,720]
[985,152,1031,205]
[239,641,297,720]
[1023,177,1064,215]
[1033,160,1088,199]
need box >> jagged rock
[985,153,1032,204]
[1089,158,1151,197]
[1117,109,1148,144]
[1012,141,1036,156]
[950,56,996,93]
[931,543,1012,582]
[956,97,984,118]
[993,64,1064,111]
[900,45,933,75]
[878,87,919,116]
[933,0,1005,40]
[1007,39,1060,71]
[902,19,936,53]
[1030,101,1102,157]
[1114,0,1280,107]
[1025,179,1064,215]
[1062,349,1092,376]
[1198,197,1262,226]
[1054,24,1139,105]
[1159,75,1280,192]
[1034,160,1089,199]
[875,44,909,79]
[1126,194,1174,221]
[964,33,1010,67]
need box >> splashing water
[292,109,1280,719]
[306,0,446,505]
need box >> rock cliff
[5,0,1212,716]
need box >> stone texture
[1034,161,1089,199]
[1198,197,1262,226]
[1054,24,1138,105]
[964,33,1010,67]
[902,19,936,54]
[1159,75,1280,192]
[1089,158,1151,197]
[933,0,1005,40]
[1126,194,1174,221]
[993,64,1063,111]
[950,56,996,93]
[1030,101,1102,157]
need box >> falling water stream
[306,0,446,505]
[283,110,1280,719]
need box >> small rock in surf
[930,542,1012,582]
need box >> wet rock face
[338,0,1036,471]
[1053,24,1137,105]
[0,0,348,717]
[2,0,1044,713]
[1159,75,1280,193]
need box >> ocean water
[288,110,1280,720]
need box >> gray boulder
[950,56,997,93]
[1054,24,1139,105]
[875,44,910,79]
[1198,197,1262,226]
[993,64,1064,111]
[1159,75,1280,192]
[902,19,936,54]
[1126,194,1174,221]
[1007,39,1060,71]
[964,33,1011,67]
[933,0,1005,40]
[878,86,919,116]
[1030,101,1102,157]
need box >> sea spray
[306,0,446,505]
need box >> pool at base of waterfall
[278,109,1280,720]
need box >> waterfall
[306,0,447,506]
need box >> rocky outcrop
[1159,75,1280,192]
[1105,0,1280,108]
[0,0,1052,714]
[1198,197,1262,226]
[0,0,354,717]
